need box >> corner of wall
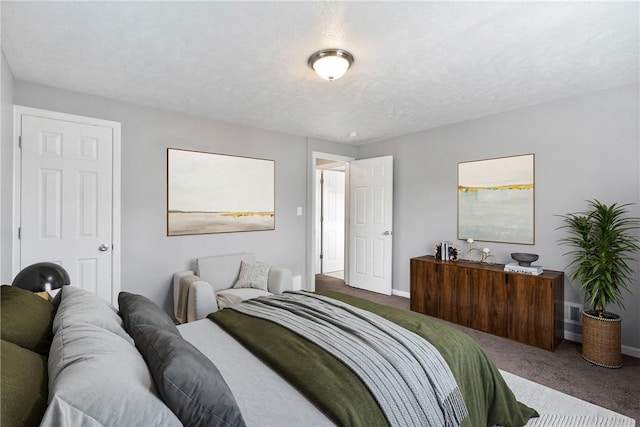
[1,48,16,284]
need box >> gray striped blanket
[230,291,468,427]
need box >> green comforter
[208,290,538,427]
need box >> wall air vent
[564,303,583,325]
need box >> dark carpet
[315,274,640,423]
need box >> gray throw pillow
[131,324,246,427]
[52,285,133,344]
[232,260,271,291]
[118,291,179,336]
[43,322,181,427]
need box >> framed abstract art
[457,153,534,244]
[167,148,275,235]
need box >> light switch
[297,207,302,216]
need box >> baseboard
[563,331,582,343]
[622,344,640,358]
[392,289,410,299]
[564,330,640,359]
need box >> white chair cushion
[196,253,255,292]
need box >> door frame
[12,106,122,302]
[307,151,353,291]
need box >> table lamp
[12,262,70,300]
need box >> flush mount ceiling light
[308,49,354,81]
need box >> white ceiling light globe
[308,49,354,81]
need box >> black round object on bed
[12,262,70,292]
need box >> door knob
[98,244,110,252]
[383,230,392,235]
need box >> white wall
[357,84,640,351]
[9,81,352,314]
[1,50,15,284]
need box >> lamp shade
[12,262,70,292]
[308,49,354,81]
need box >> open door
[320,169,345,275]
[348,156,393,295]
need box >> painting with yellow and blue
[458,154,534,244]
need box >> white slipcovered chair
[173,252,293,323]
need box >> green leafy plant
[558,200,640,317]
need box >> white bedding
[178,319,335,427]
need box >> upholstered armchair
[173,252,293,323]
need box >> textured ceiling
[2,1,638,145]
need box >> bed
[0,284,537,427]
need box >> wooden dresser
[410,255,564,351]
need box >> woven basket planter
[582,310,622,368]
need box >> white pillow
[232,260,271,291]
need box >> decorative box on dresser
[410,255,564,351]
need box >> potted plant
[558,199,640,368]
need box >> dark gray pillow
[131,324,246,427]
[118,292,179,336]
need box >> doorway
[316,160,346,280]
[308,152,393,296]
[309,152,353,290]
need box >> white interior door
[19,112,117,303]
[348,156,393,295]
[321,169,345,273]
